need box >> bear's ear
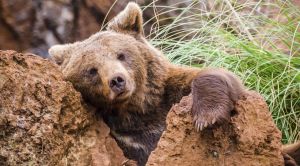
[48,44,73,66]
[107,2,144,37]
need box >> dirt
[146,92,284,166]
[0,50,127,165]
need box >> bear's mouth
[117,91,125,97]
[116,90,130,99]
[108,91,130,104]
[108,83,134,102]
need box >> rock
[147,92,284,166]
[0,50,287,165]
[0,50,127,165]
[0,0,139,56]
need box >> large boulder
[147,92,284,166]
[0,50,127,165]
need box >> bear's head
[49,3,167,112]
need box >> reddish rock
[0,50,286,165]
[147,92,284,166]
[0,50,127,165]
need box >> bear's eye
[117,53,126,61]
[88,68,98,76]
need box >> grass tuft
[145,0,300,143]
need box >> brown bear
[48,2,250,166]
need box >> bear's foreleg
[282,141,300,166]
[191,68,245,131]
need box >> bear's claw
[194,117,218,131]
[191,69,243,132]
[192,105,231,131]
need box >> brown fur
[191,69,245,131]
[49,3,247,166]
[283,141,300,166]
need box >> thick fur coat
[49,3,297,166]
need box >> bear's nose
[109,74,126,95]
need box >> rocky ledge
[0,50,284,166]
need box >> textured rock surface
[0,50,127,165]
[147,92,284,166]
[0,50,287,165]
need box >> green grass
[144,0,300,143]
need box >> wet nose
[109,74,126,94]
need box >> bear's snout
[109,74,126,95]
